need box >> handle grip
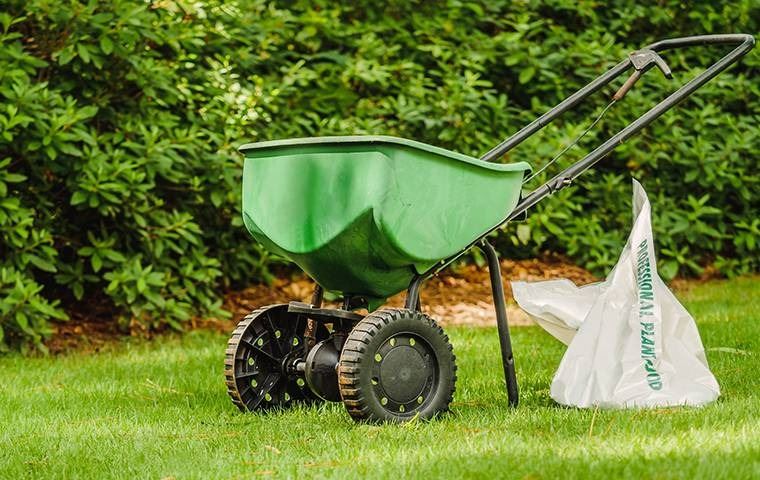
[613,70,641,101]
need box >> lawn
[1,277,758,479]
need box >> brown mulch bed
[49,294,126,354]
[47,254,600,354]
[223,253,598,329]
[45,254,730,354]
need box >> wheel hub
[371,334,436,412]
[304,337,342,402]
[380,346,428,403]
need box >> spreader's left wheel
[225,304,326,412]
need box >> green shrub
[0,0,757,351]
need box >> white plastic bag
[512,179,720,408]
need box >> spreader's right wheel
[338,308,456,423]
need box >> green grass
[1,277,758,479]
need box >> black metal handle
[481,34,755,163]
[421,34,754,281]
[496,34,755,219]
[507,33,754,218]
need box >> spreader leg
[480,240,519,407]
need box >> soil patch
[48,294,125,355]
[47,254,598,354]
[223,253,598,328]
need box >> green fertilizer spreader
[224,35,754,423]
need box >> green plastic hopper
[240,136,530,306]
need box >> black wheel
[338,308,456,423]
[224,304,327,412]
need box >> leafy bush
[0,0,757,350]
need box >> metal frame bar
[480,240,519,406]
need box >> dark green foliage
[0,0,757,350]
